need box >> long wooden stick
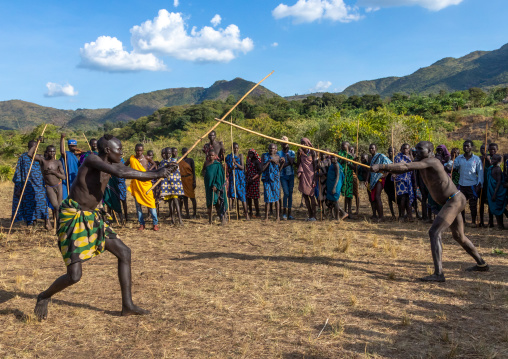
[63,151,70,195]
[355,117,360,175]
[8,124,48,236]
[478,123,488,222]
[83,133,92,151]
[230,119,239,220]
[392,126,397,205]
[146,70,275,194]
[215,118,371,169]
[224,156,230,222]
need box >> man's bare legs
[422,194,487,282]
[121,199,128,223]
[46,184,62,224]
[171,198,183,225]
[303,194,317,220]
[35,236,148,320]
[374,181,384,221]
[264,201,280,221]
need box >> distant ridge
[0,78,279,131]
[341,43,508,97]
[97,77,278,124]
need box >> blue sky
[0,0,505,110]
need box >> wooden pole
[355,117,360,175]
[8,124,48,236]
[230,119,239,220]
[478,123,488,224]
[63,150,70,195]
[83,133,92,151]
[224,156,230,222]
[146,70,275,194]
[392,127,397,206]
[215,118,371,169]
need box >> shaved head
[98,134,120,155]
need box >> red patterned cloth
[246,149,261,199]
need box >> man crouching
[34,135,176,320]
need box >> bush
[0,165,14,182]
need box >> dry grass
[0,181,507,358]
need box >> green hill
[342,43,508,97]
[0,78,279,131]
[98,78,279,124]
[0,100,108,131]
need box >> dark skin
[262,144,284,221]
[203,131,225,163]
[329,156,348,221]
[279,142,295,218]
[368,144,385,221]
[203,150,227,225]
[28,144,66,225]
[316,151,331,218]
[34,137,176,320]
[125,145,155,170]
[178,147,197,219]
[385,146,396,219]
[341,141,354,217]
[296,140,317,220]
[350,146,360,215]
[90,139,98,152]
[395,144,413,222]
[479,144,491,227]
[372,141,488,282]
[60,133,80,159]
[246,151,262,217]
[489,155,505,229]
[168,147,183,226]
[228,143,250,221]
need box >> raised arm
[27,145,44,163]
[372,159,433,174]
[86,156,174,180]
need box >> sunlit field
[1,180,507,358]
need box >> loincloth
[57,198,118,266]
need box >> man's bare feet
[34,294,50,320]
[466,264,490,272]
[340,212,349,221]
[420,274,445,282]
[121,304,150,316]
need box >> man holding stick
[11,140,51,230]
[34,135,176,320]
[372,141,489,282]
[27,143,66,223]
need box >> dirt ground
[0,180,507,359]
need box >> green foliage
[0,165,14,181]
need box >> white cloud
[310,81,332,92]
[271,42,279,47]
[273,0,462,24]
[79,36,166,72]
[211,14,221,27]
[44,82,78,97]
[130,10,253,62]
[272,0,361,23]
[174,0,179,7]
[357,0,463,11]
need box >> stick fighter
[371,141,489,282]
[35,135,176,320]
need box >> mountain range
[341,43,508,97]
[1,43,507,131]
